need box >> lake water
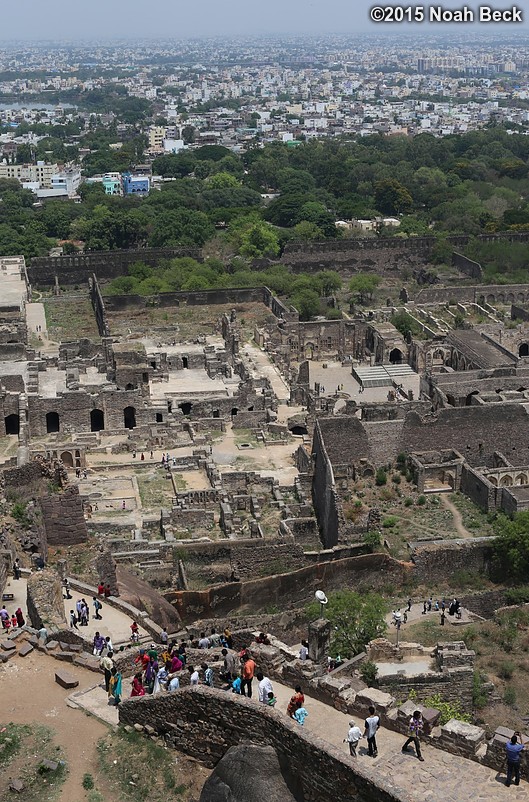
[0,102,76,111]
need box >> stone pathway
[63,592,150,644]
[440,494,472,539]
[271,681,528,801]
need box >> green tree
[206,171,240,190]
[235,220,280,258]
[391,311,422,339]
[306,590,387,659]
[374,179,413,215]
[494,511,529,582]
[292,288,321,321]
[317,270,342,296]
[349,273,380,305]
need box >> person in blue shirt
[505,732,525,787]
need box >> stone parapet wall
[409,538,493,585]
[118,687,406,802]
[378,667,474,710]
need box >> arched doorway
[124,406,136,429]
[60,451,74,468]
[179,402,192,416]
[182,356,188,369]
[389,348,403,364]
[5,414,19,435]
[519,343,529,357]
[231,407,238,416]
[90,409,104,432]
[291,425,308,436]
[46,411,60,433]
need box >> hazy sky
[2,0,528,40]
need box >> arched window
[90,409,104,432]
[124,406,136,429]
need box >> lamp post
[315,589,328,618]
[392,610,402,648]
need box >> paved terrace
[71,671,528,801]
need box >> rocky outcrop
[26,569,66,630]
[200,744,301,802]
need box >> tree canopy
[306,589,387,659]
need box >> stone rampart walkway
[272,681,528,801]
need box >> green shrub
[504,586,529,605]
[423,693,472,725]
[82,774,95,790]
[404,497,413,507]
[382,516,398,528]
[472,671,488,709]
[375,468,387,486]
[392,473,401,485]
[499,660,516,680]
[360,660,379,686]
[417,495,426,506]
[11,501,30,528]
[504,686,517,706]
[364,530,382,550]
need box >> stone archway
[124,406,136,429]
[389,348,403,364]
[60,451,74,467]
[90,409,104,432]
[519,343,529,357]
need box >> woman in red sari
[130,672,145,697]
[286,685,305,718]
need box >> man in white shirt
[256,671,273,703]
[299,640,309,661]
[364,706,381,758]
[198,632,210,649]
[189,666,200,685]
[344,720,363,757]
[168,675,180,692]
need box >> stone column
[308,618,331,662]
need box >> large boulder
[199,744,303,802]
[26,569,66,630]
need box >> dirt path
[440,494,472,538]
[2,651,109,802]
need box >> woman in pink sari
[170,652,183,673]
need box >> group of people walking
[0,604,24,632]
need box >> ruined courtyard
[4,245,529,800]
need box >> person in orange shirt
[241,655,256,698]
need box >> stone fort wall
[167,552,411,623]
[28,247,199,288]
[118,686,406,802]
[317,405,529,471]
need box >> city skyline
[1,0,528,40]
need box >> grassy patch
[44,297,100,340]
[0,723,67,802]
[136,471,177,508]
[95,729,190,802]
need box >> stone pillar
[308,618,331,662]
[95,549,119,596]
